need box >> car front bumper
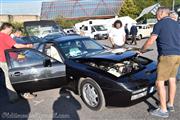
[95,34,109,39]
[103,86,156,107]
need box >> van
[136,24,153,39]
[75,20,109,40]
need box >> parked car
[136,24,153,39]
[64,28,77,35]
[75,20,109,40]
[23,20,66,38]
[5,35,156,111]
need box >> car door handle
[13,72,23,76]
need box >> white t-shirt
[109,28,125,46]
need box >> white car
[136,24,153,39]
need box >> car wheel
[94,36,98,40]
[80,78,105,111]
[138,34,142,40]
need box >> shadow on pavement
[52,88,81,120]
[0,71,31,120]
[143,95,159,112]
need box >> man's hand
[136,50,143,56]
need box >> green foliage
[175,0,180,5]
[55,17,81,29]
[159,0,173,7]
[11,22,23,29]
[10,22,26,35]
[119,0,180,21]
[119,0,139,19]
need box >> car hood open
[79,51,138,62]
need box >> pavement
[0,38,180,120]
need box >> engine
[84,60,141,77]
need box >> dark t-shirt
[152,17,180,56]
[130,26,138,35]
[0,32,16,62]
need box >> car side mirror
[43,59,52,67]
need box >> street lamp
[0,0,2,15]
[172,0,175,11]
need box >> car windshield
[26,25,64,38]
[93,25,107,31]
[58,38,105,58]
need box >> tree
[54,17,81,29]
[159,0,173,8]
[119,0,180,21]
[119,0,139,19]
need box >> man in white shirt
[109,20,126,48]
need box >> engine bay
[79,57,150,77]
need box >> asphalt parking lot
[0,38,180,120]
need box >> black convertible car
[5,35,157,110]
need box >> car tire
[138,34,142,40]
[94,36,99,40]
[80,78,105,111]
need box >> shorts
[157,55,180,81]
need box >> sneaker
[167,103,175,112]
[150,108,169,118]
[21,93,37,100]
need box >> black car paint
[5,35,157,107]
[5,48,66,93]
[63,53,156,106]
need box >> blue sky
[0,0,48,15]
[0,0,104,15]
[1,0,51,3]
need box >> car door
[5,48,66,93]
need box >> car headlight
[131,91,147,100]
[132,87,148,94]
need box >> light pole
[0,0,2,15]
[172,0,175,11]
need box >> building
[0,15,40,23]
[41,0,124,20]
[0,0,124,22]
[0,1,41,22]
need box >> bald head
[156,7,170,21]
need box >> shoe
[21,93,37,100]
[167,103,175,112]
[150,108,169,118]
